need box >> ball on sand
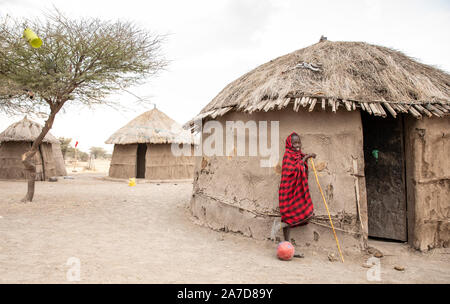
[277,241,295,261]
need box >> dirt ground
[0,174,449,283]
[64,159,111,174]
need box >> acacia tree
[0,11,166,202]
[58,137,72,159]
[89,146,107,159]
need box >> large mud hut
[106,108,197,180]
[185,40,450,252]
[0,117,67,180]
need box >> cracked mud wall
[190,108,367,249]
[405,116,450,251]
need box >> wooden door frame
[400,115,409,242]
[362,112,409,242]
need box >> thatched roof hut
[187,40,449,252]
[186,41,449,127]
[0,117,67,180]
[106,108,196,180]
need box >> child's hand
[304,153,316,161]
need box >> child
[279,132,316,244]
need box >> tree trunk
[21,103,64,202]
[21,149,38,202]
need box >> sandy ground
[64,159,111,175]
[0,174,449,284]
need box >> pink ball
[277,241,295,261]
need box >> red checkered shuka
[278,132,314,227]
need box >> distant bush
[89,146,107,159]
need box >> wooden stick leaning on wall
[353,158,368,249]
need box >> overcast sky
[1,0,449,153]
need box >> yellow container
[23,28,42,48]
[128,178,136,187]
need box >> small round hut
[0,117,67,180]
[106,108,197,180]
[185,40,450,251]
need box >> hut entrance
[361,113,408,242]
[136,144,147,178]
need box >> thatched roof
[105,108,197,145]
[186,40,450,128]
[0,116,58,144]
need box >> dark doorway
[361,112,407,242]
[136,144,147,178]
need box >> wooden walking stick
[309,159,345,263]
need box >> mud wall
[0,141,30,180]
[0,141,61,180]
[39,143,56,180]
[190,108,368,250]
[405,116,450,251]
[145,144,195,180]
[109,144,138,178]
[52,143,67,176]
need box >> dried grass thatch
[186,40,450,128]
[0,116,58,143]
[105,108,197,145]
